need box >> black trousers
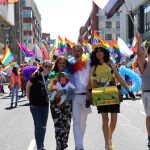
[50,101,72,150]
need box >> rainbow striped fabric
[1,46,14,66]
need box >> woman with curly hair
[87,46,135,150]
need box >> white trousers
[72,95,91,149]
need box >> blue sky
[34,0,92,43]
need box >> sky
[34,0,92,43]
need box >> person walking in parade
[26,60,53,150]
[9,67,21,107]
[69,44,91,150]
[136,33,150,149]
[87,45,135,150]
[48,56,72,150]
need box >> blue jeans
[30,105,49,150]
[11,83,18,104]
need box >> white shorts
[142,92,150,116]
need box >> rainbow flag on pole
[112,38,121,61]
[57,36,64,52]
[1,46,14,66]
[64,37,73,51]
[16,40,35,57]
[82,39,89,53]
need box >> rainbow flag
[64,37,73,51]
[16,40,35,57]
[41,42,49,59]
[93,31,111,50]
[93,31,103,44]
[112,38,121,61]
[1,46,14,66]
[49,44,56,61]
[57,36,64,52]
[82,39,89,53]
[3,62,18,71]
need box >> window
[23,23,32,31]
[144,2,150,32]
[23,10,32,18]
[105,34,112,40]
[116,21,120,28]
[133,11,140,32]
[106,22,112,28]
[116,34,120,40]
[21,0,26,7]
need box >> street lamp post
[19,0,23,63]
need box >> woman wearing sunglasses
[87,46,135,150]
[26,60,53,150]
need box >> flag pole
[124,2,138,32]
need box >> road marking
[123,101,130,106]
[140,111,146,116]
[27,139,35,150]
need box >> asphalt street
[0,85,148,150]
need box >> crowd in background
[0,33,150,150]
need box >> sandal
[105,144,114,150]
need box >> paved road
[0,86,148,150]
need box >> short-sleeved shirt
[53,82,75,91]
[29,73,49,106]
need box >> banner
[93,0,124,19]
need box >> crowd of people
[0,33,150,150]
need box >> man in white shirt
[70,44,91,150]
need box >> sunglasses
[44,65,51,69]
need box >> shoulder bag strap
[41,72,49,95]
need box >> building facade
[0,4,15,58]
[78,2,99,44]
[4,0,42,63]
[22,0,41,45]
[97,9,120,42]
[78,2,120,44]
[120,0,150,43]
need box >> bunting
[1,46,14,66]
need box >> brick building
[78,2,99,44]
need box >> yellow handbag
[92,86,120,106]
